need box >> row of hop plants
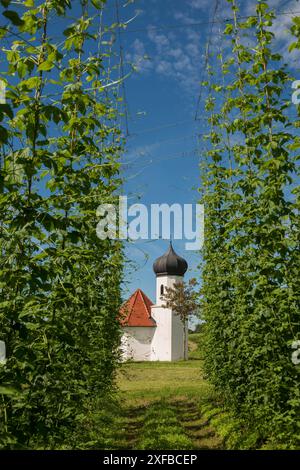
[0,0,124,449]
[200,0,300,449]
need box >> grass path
[115,335,224,450]
[116,398,222,450]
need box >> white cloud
[125,38,153,73]
[126,19,204,94]
[125,0,300,93]
[147,28,170,52]
[156,60,173,74]
[186,42,199,56]
[169,47,183,58]
[188,0,212,11]
[244,0,298,16]
[149,27,202,91]
[173,11,197,24]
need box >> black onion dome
[153,242,188,277]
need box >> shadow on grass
[118,397,223,450]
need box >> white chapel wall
[121,327,154,361]
[155,275,182,306]
[153,274,188,361]
[171,314,188,361]
[150,306,172,361]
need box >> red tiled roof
[120,289,156,327]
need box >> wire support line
[195,0,220,121]
[120,10,300,34]
[115,0,130,137]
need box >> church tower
[150,242,188,361]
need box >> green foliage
[64,396,124,450]
[200,401,263,450]
[290,16,300,51]
[200,0,300,449]
[0,0,123,449]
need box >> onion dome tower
[152,241,188,305]
[151,241,189,361]
[153,241,188,278]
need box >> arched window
[160,284,164,296]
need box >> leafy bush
[0,0,123,449]
[200,0,300,448]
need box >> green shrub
[200,0,300,448]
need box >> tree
[162,279,200,361]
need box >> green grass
[77,334,284,449]
[118,359,208,399]
[112,334,223,450]
[188,332,205,360]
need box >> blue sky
[2,0,297,302]
[120,0,210,301]
[115,0,299,301]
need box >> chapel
[120,242,188,361]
